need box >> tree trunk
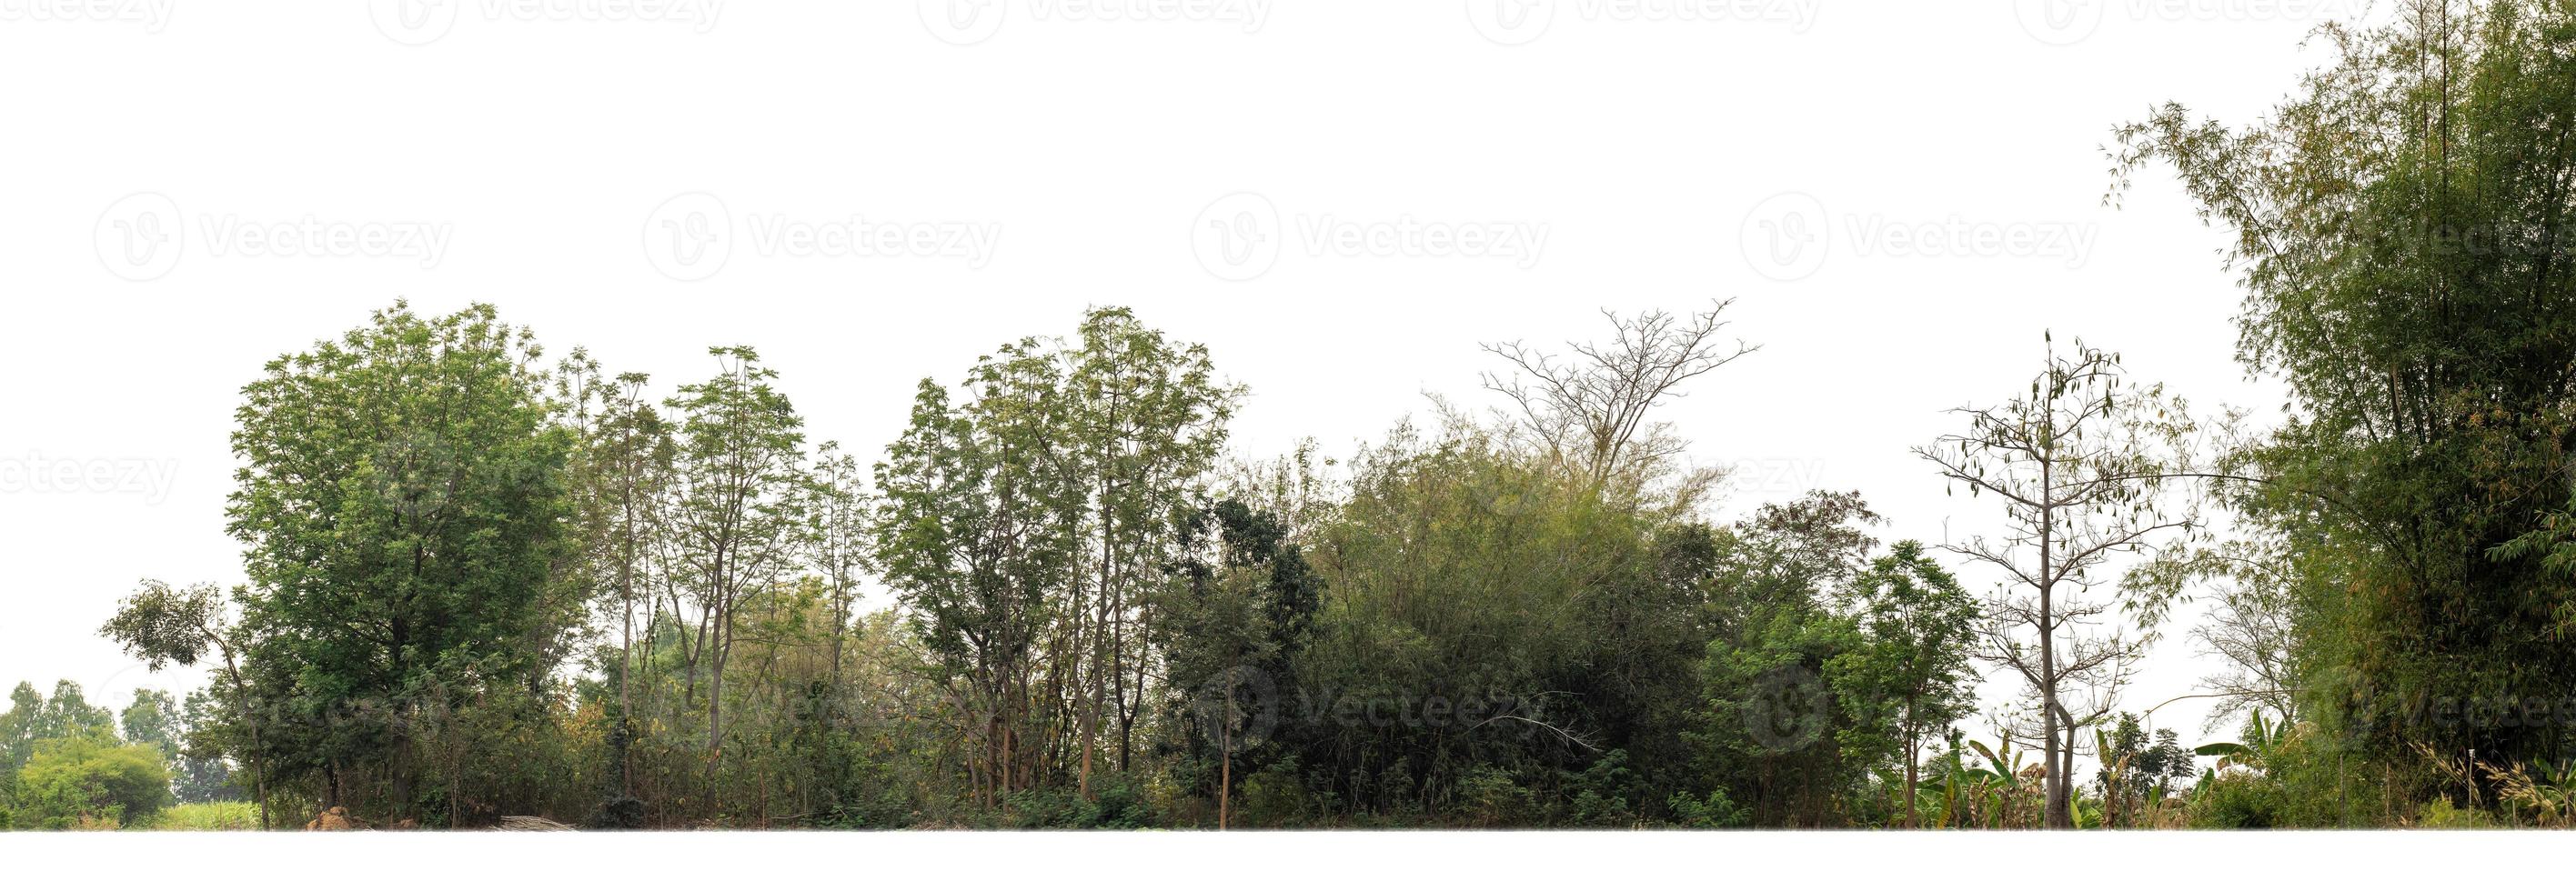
[1903,744,1918,828]
[1219,721,1232,831]
[708,601,729,758]
[2039,458,2071,830]
[216,642,269,830]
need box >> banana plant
[2195,710,2289,772]
[1926,749,1999,828]
[2094,726,2133,828]
[1959,737,2031,828]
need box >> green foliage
[2117,0,2576,789]
[225,301,575,822]
[2415,798,2499,829]
[119,690,179,763]
[2092,713,2196,826]
[1000,779,1159,829]
[13,736,173,830]
[1452,765,1539,827]
[1665,788,1749,828]
[2186,770,2285,829]
[1685,492,1881,826]
[149,801,261,831]
[170,690,238,804]
[1828,540,1980,824]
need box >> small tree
[98,580,271,828]
[1828,541,1979,826]
[1160,498,1322,829]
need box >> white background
[0,0,2397,855]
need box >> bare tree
[1481,299,1758,496]
[2128,533,2303,733]
[1914,335,2202,828]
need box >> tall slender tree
[1915,335,2201,828]
[665,346,807,760]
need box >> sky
[0,0,2383,746]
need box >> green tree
[558,362,671,802]
[2092,712,2194,827]
[29,682,116,746]
[1685,492,1880,826]
[872,345,1081,806]
[119,690,180,764]
[1827,541,1979,826]
[0,683,37,810]
[13,736,172,829]
[98,580,268,825]
[226,301,572,820]
[664,346,808,761]
[171,690,239,805]
[1065,306,1241,792]
[1160,498,1323,828]
[2114,0,2576,795]
[806,442,871,697]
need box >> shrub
[2414,798,2497,829]
[150,801,260,831]
[1234,760,1322,828]
[2188,771,2285,828]
[1453,765,1535,827]
[1563,750,1645,827]
[1666,789,1749,828]
[12,736,173,830]
[1001,779,1160,829]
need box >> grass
[147,801,261,831]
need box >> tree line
[5,0,2574,831]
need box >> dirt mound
[304,806,368,831]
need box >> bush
[1233,760,1322,828]
[12,736,173,830]
[150,801,260,831]
[1666,789,1749,828]
[1563,750,1645,827]
[2188,771,2286,828]
[1001,780,1160,829]
[2414,799,2497,829]
[1453,765,1535,827]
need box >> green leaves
[2118,0,2576,774]
[223,301,575,815]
